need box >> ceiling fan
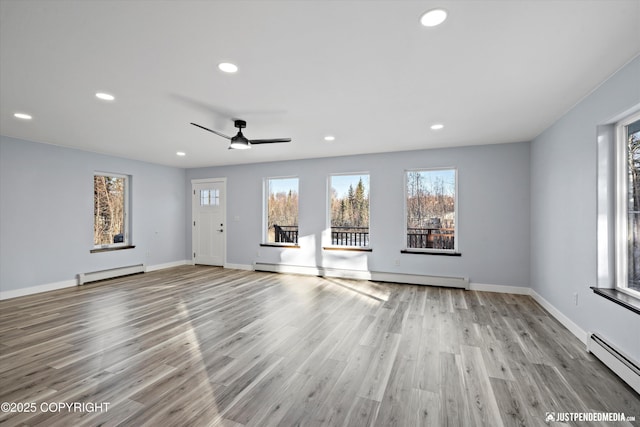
[191,119,291,150]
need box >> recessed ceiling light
[96,92,115,101]
[421,9,447,27]
[430,123,444,130]
[324,135,336,141]
[14,113,32,120]
[218,62,238,73]
[176,151,186,156]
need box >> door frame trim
[191,177,227,266]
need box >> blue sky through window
[331,174,369,198]
[268,177,298,195]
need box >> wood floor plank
[375,352,415,425]
[459,344,504,427]
[0,265,637,426]
[490,377,533,427]
[410,388,440,427]
[440,351,472,427]
[357,331,401,402]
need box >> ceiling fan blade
[190,123,231,140]
[249,138,292,144]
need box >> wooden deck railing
[331,226,369,247]
[407,227,454,249]
[272,225,371,246]
[272,225,453,249]
[273,225,299,243]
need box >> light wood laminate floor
[0,266,638,426]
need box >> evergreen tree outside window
[329,174,370,247]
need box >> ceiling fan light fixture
[218,62,238,73]
[191,119,290,149]
[230,135,250,149]
[420,9,447,27]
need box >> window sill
[90,245,135,254]
[323,246,372,252]
[260,243,300,249]
[401,249,461,256]
[590,287,640,315]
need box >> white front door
[192,179,226,266]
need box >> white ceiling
[1,1,639,168]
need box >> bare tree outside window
[266,177,299,244]
[94,174,127,246]
[626,120,640,292]
[406,169,456,250]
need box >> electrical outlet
[395,259,400,266]
[256,250,261,258]
[573,292,578,306]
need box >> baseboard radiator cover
[253,263,469,289]
[77,264,146,285]
[587,333,640,394]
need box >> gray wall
[0,136,187,293]
[530,56,640,359]
[187,142,531,287]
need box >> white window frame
[263,176,299,246]
[614,111,640,298]
[403,167,458,254]
[326,172,371,249]
[93,172,130,249]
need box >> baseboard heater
[253,263,469,289]
[587,333,640,394]
[77,264,146,285]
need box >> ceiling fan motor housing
[234,119,247,129]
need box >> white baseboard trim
[78,263,145,285]
[1,259,191,300]
[253,262,348,280]
[0,279,76,300]
[529,289,588,345]
[253,263,469,289]
[372,271,468,289]
[146,259,190,272]
[469,282,530,294]
[587,333,640,394]
[224,263,253,271]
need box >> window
[615,112,640,296]
[329,174,370,247]
[200,189,220,206]
[405,169,457,252]
[265,177,299,245]
[94,173,129,248]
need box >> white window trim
[93,172,130,249]
[263,175,299,246]
[403,167,459,254]
[614,111,640,298]
[326,172,371,249]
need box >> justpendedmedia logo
[544,411,635,423]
